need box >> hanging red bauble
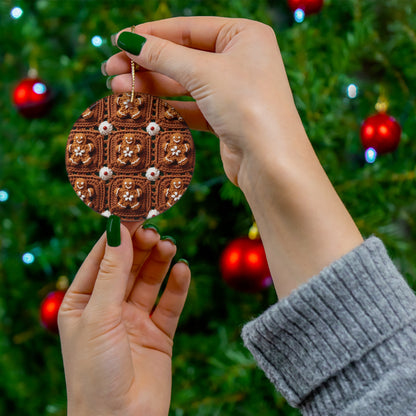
[287,0,324,15]
[360,112,401,155]
[220,237,272,293]
[40,290,66,333]
[13,77,52,118]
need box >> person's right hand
[104,17,304,187]
[105,17,363,299]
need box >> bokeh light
[0,190,8,202]
[10,7,23,19]
[91,35,103,47]
[22,252,35,264]
[365,147,377,164]
[347,83,358,99]
[294,9,305,23]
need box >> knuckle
[146,40,170,67]
[98,256,121,280]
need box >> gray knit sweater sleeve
[241,237,416,415]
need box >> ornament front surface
[360,113,401,154]
[66,93,195,221]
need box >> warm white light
[347,84,358,99]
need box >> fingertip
[158,237,178,258]
[131,222,160,251]
[172,260,191,289]
[106,215,121,247]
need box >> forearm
[242,237,416,414]
[238,110,363,298]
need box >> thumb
[88,216,133,310]
[116,31,208,93]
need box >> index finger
[120,16,232,52]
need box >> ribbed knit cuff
[241,237,416,413]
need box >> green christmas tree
[1,0,416,414]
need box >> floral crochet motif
[99,121,113,135]
[146,122,160,136]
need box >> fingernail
[107,215,121,247]
[111,33,118,46]
[161,235,176,245]
[142,223,160,233]
[178,258,189,266]
[117,32,147,55]
[106,76,114,90]
[101,60,108,76]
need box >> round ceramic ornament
[66,92,195,221]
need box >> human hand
[105,17,363,299]
[104,17,362,299]
[105,17,302,187]
[58,219,190,416]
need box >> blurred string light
[33,82,47,94]
[22,252,35,264]
[365,147,377,164]
[91,35,103,47]
[0,190,8,202]
[10,6,23,19]
[294,8,305,23]
[347,83,358,99]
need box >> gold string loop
[130,25,137,102]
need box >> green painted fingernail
[178,258,189,266]
[100,60,108,76]
[161,235,176,245]
[117,32,147,55]
[106,76,114,90]
[107,215,121,247]
[142,223,159,233]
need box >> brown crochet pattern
[66,93,195,221]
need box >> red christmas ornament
[13,77,52,118]
[220,237,272,293]
[40,290,66,333]
[287,0,324,15]
[360,113,401,155]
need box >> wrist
[236,116,363,298]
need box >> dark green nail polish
[178,258,189,266]
[161,235,176,245]
[101,60,108,76]
[106,76,114,90]
[110,33,118,46]
[142,223,160,233]
[117,32,147,55]
[107,215,121,247]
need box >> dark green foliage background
[0,0,415,414]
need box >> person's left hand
[58,222,191,416]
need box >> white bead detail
[146,122,160,136]
[99,121,113,135]
[145,167,160,181]
[99,166,113,180]
[147,209,160,219]
[101,210,111,218]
